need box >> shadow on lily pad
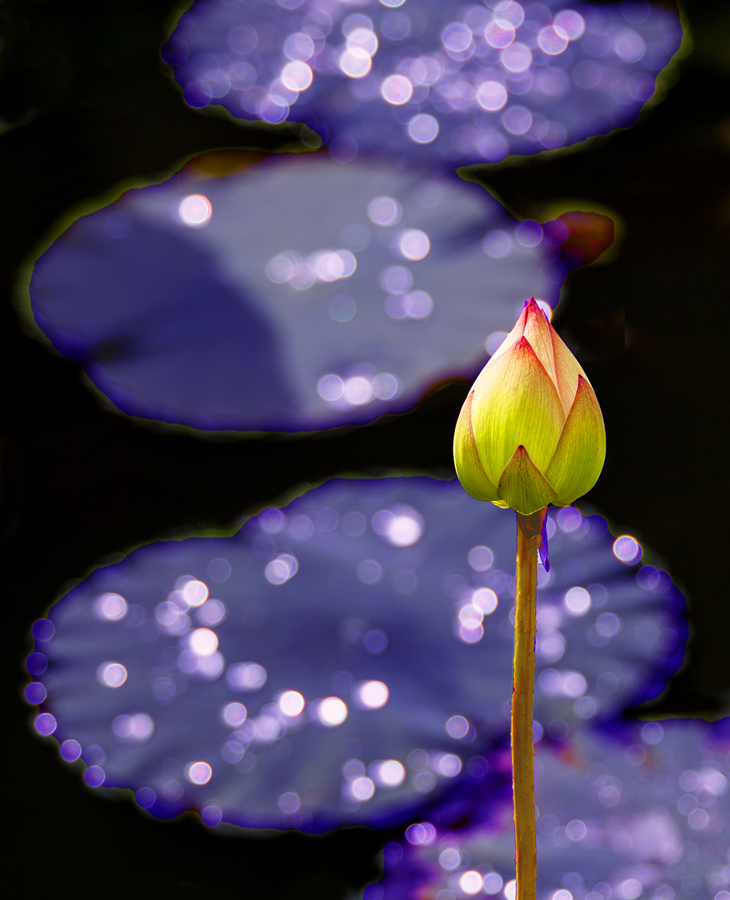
[30,154,559,431]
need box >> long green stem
[512,509,545,900]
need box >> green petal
[470,337,565,485]
[550,327,589,418]
[523,298,558,387]
[497,445,558,515]
[546,376,606,505]
[453,390,501,502]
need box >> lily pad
[26,477,685,830]
[30,154,557,431]
[167,0,683,165]
[371,718,730,899]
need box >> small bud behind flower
[454,298,605,515]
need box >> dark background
[2,1,728,896]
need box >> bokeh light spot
[278,791,300,814]
[112,713,154,742]
[407,114,439,144]
[557,507,583,533]
[399,229,430,261]
[339,47,372,78]
[468,545,494,571]
[642,722,664,744]
[24,682,47,705]
[363,629,388,654]
[182,579,209,607]
[381,74,413,105]
[596,612,621,637]
[26,652,47,675]
[445,715,470,739]
[380,265,412,294]
[373,373,401,399]
[60,739,82,762]
[472,588,498,615]
[281,60,313,91]
[284,32,313,61]
[482,230,512,258]
[189,627,219,656]
[318,374,345,402]
[368,196,402,226]
[32,619,55,641]
[226,662,267,691]
[372,506,424,547]
[93,593,129,622]
[564,587,591,616]
[405,822,436,845]
[357,559,382,584]
[460,871,483,895]
[354,680,389,709]
[484,20,515,50]
[97,662,128,688]
[222,702,247,727]
[503,105,532,135]
[34,713,57,736]
[197,599,226,626]
[186,761,213,785]
[278,690,305,717]
[342,512,366,537]
[554,10,586,39]
[343,376,373,406]
[317,696,348,727]
[439,847,461,870]
[613,535,642,564]
[178,194,212,228]
[84,766,105,787]
[350,776,375,801]
[265,554,299,585]
[538,25,569,55]
[486,331,509,355]
[374,759,405,787]
[437,753,463,777]
[476,81,508,111]
[135,787,156,808]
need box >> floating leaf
[27,478,685,830]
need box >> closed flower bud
[454,298,606,515]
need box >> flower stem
[512,508,546,900]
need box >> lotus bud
[454,298,605,516]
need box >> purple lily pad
[28,477,685,830]
[167,0,683,166]
[29,154,559,432]
[370,718,730,900]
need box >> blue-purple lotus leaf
[27,477,685,831]
[168,0,683,166]
[30,155,558,431]
[370,718,730,900]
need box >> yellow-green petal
[550,327,589,418]
[453,390,501,502]
[546,375,606,505]
[522,298,558,388]
[497,445,558,515]
[470,337,565,485]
